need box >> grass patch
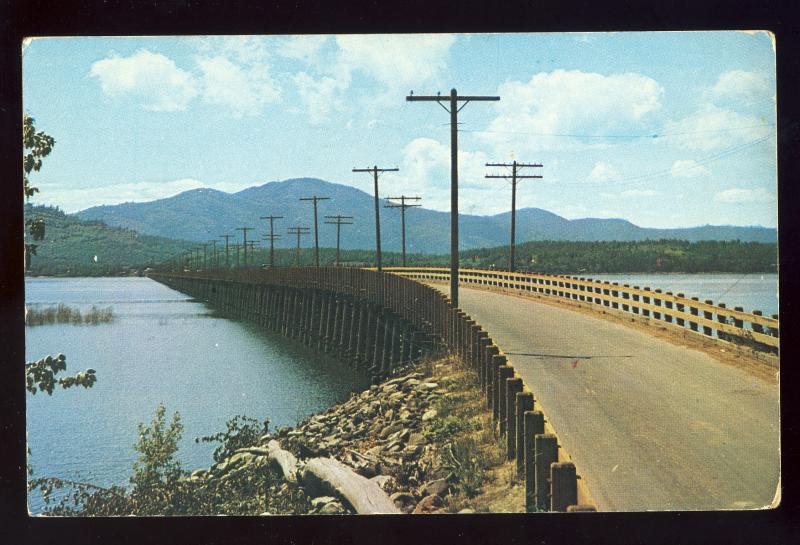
[26,304,114,326]
[423,357,522,512]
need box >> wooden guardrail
[382,267,779,353]
[151,267,597,512]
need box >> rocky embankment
[186,358,518,514]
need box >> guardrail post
[716,303,728,341]
[676,294,686,327]
[535,434,558,511]
[496,365,514,430]
[516,393,535,475]
[524,410,545,512]
[703,300,714,336]
[689,297,700,332]
[770,314,780,338]
[621,284,630,311]
[642,287,651,317]
[483,344,499,394]
[752,310,765,334]
[487,353,504,407]
[631,286,640,314]
[506,378,523,458]
[653,289,662,320]
[664,292,674,323]
[550,462,578,512]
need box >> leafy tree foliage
[29,409,309,516]
[23,115,55,270]
[196,414,269,464]
[25,354,96,396]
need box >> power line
[485,161,543,272]
[457,123,775,139]
[407,88,500,307]
[324,215,354,267]
[353,166,399,272]
[299,195,330,268]
[385,195,421,267]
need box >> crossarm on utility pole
[406,88,499,307]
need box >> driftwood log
[300,457,400,514]
[266,440,299,483]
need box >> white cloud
[619,189,660,198]
[289,34,456,123]
[481,69,663,153]
[196,55,280,117]
[670,159,710,178]
[704,70,771,105]
[386,137,489,210]
[713,187,774,204]
[278,35,329,65]
[664,104,771,151]
[89,49,199,111]
[292,71,350,124]
[194,36,270,65]
[336,34,455,90]
[589,162,619,182]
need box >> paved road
[449,286,780,511]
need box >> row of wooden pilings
[150,268,596,512]
[152,275,436,382]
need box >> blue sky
[23,32,777,228]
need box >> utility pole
[247,240,259,266]
[233,243,241,268]
[324,215,354,267]
[219,234,233,268]
[385,195,421,267]
[485,161,543,272]
[208,240,218,269]
[353,166,398,271]
[407,89,500,307]
[299,196,330,267]
[202,243,209,269]
[193,247,201,270]
[235,226,254,268]
[287,226,311,267]
[260,215,284,269]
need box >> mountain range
[74,178,777,254]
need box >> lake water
[25,277,368,513]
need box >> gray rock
[413,494,444,514]
[421,409,438,422]
[370,474,397,493]
[422,478,450,498]
[391,492,417,514]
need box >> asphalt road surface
[449,286,780,511]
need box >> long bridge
[150,266,780,512]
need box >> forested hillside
[24,204,194,276]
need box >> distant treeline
[170,239,776,274]
[457,239,777,274]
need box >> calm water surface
[26,277,367,513]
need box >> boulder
[390,492,417,514]
[412,494,444,514]
[421,478,450,498]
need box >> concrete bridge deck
[440,285,780,511]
